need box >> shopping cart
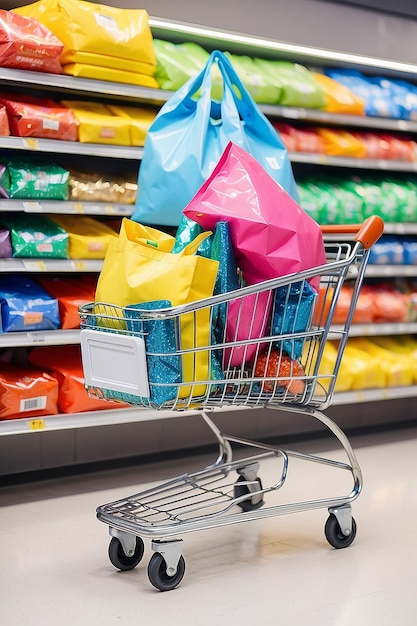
[79,215,383,591]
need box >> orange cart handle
[321,215,384,249]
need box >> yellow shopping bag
[95,219,219,400]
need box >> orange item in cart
[0,361,58,420]
[37,276,96,329]
[0,9,63,74]
[0,95,78,141]
[254,349,305,395]
[28,345,128,413]
[0,105,9,135]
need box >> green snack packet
[225,52,282,104]
[7,158,69,200]
[253,59,326,109]
[0,214,69,258]
[296,182,322,223]
[335,180,364,224]
[345,178,383,220]
[403,180,417,222]
[153,39,209,91]
[379,179,409,223]
[388,179,417,223]
[305,178,342,224]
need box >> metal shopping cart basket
[79,215,384,591]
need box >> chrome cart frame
[79,216,383,591]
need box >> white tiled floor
[1,423,417,625]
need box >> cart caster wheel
[325,514,357,549]
[234,475,265,512]
[108,536,145,571]
[147,553,186,592]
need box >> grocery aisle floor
[1,422,417,625]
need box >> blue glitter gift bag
[124,300,181,406]
[271,281,317,359]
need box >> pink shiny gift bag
[223,289,273,368]
[183,142,326,292]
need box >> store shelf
[0,329,81,348]
[0,136,142,159]
[365,265,417,277]
[383,223,417,235]
[1,385,416,435]
[0,406,190,436]
[290,152,417,171]
[343,322,417,336]
[331,386,417,405]
[0,258,103,272]
[0,199,134,216]
[261,104,417,132]
[0,66,171,105]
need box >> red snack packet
[0,361,59,420]
[0,9,63,74]
[0,96,78,141]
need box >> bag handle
[167,50,259,128]
[180,231,212,256]
[180,51,221,106]
[215,52,258,120]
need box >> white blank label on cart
[80,329,150,397]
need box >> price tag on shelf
[72,203,85,214]
[23,138,39,150]
[355,391,366,403]
[29,333,46,344]
[281,106,305,119]
[72,260,87,271]
[23,202,43,213]
[23,260,47,271]
[28,419,46,431]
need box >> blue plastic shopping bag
[132,50,298,227]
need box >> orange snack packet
[0,361,59,420]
